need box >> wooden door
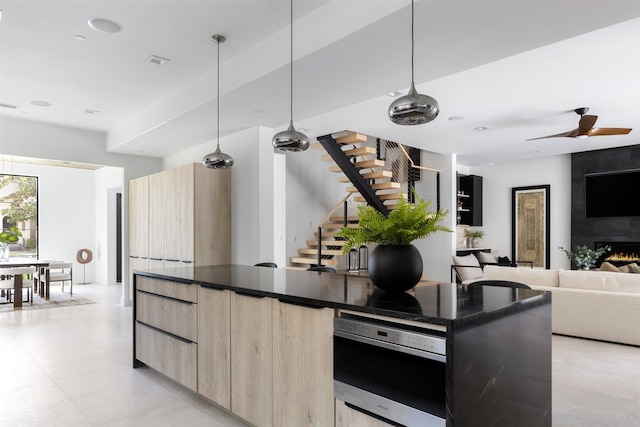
[197,287,231,410]
[194,167,231,265]
[231,292,273,427]
[273,301,334,426]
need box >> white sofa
[483,265,640,346]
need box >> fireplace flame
[605,252,640,262]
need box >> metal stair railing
[312,193,363,266]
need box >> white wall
[468,154,572,269]
[163,126,283,266]
[94,167,124,285]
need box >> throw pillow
[452,254,484,282]
[599,261,620,273]
[497,256,512,267]
[476,251,498,265]
[628,263,640,274]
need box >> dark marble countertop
[134,264,549,327]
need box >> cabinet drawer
[136,276,197,303]
[136,291,197,342]
[135,322,197,391]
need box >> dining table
[0,258,50,310]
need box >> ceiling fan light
[272,120,310,152]
[388,82,439,125]
[202,145,234,169]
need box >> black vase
[368,244,423,293]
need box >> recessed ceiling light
[387,91,403,97]
[474,126,490,131]
[74,35,86,41]
[84,109,99,114]
[146,55,170,65]
[88,18,123,34]
[448,115,467,121]
[30,100,52,107]
[529,150,541,154]
[297,128,309,133]
[0,103,17,109]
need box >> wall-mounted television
[585,169,640,218]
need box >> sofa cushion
[600,261,621,273]
[558,269,640,294]
[452,254,484,282]
[628,263,640,274]
[483,265,560,287]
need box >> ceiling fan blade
[526,129,579,141]
[578,115,598,135]
[587,127,632,137]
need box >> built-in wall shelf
[457,174,483,226]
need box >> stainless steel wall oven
[334,312,447,427]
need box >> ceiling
[1,1,639,167]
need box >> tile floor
[1,283,638,426]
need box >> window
[0,174,39,258]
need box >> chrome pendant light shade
[388,81,439,125]
[388,0,439,126]
[203,34,234,169]
[273,120,310,152]
[272,0,309,152]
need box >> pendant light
[272,0,310,152]
[388,0,439,125]
[202,34,234,169]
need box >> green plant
[337,195,452,253]
[0,226,22,244]
[464,228,485,239]
[559,245,611,270]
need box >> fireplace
[595,241,640,267]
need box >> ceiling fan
[527,107,632,141]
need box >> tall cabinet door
[194,167,231,265]
[176,164,195,263]
[197,287,231,410]
[273,301,334,426]
[148,172,164,265]
[162,167,179,262]
[231,292,273,427]
[129,176,149,298]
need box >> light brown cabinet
[273,301,335,426]
[197,287,231,410]
[128,163,230,287]
[134,276,198,391]
[230,292,274,427]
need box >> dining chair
[0,266,37,304]
[36,262,73,297]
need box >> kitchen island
[133,264,551,427]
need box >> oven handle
[334,330,446,363]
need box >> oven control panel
[334,315,446,358]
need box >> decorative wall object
[512,185,550,268]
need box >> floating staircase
[289,131,407,268]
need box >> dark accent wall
[571,145,640,254]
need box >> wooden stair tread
[344,146,376,156]
[336,170,393,181]
[310,142,325,151]
[307,240,346,246]
[336,133,367,144]
[299,248,344,256]
[290,257,339,266]
[355,192,406,202]
[329,215,359,222]
[322,223,355,229]
[314,230,339,238]
[347,182,400,192]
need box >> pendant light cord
[411,0,415,84]
[290,0,293,122]
[216,38,221,150]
